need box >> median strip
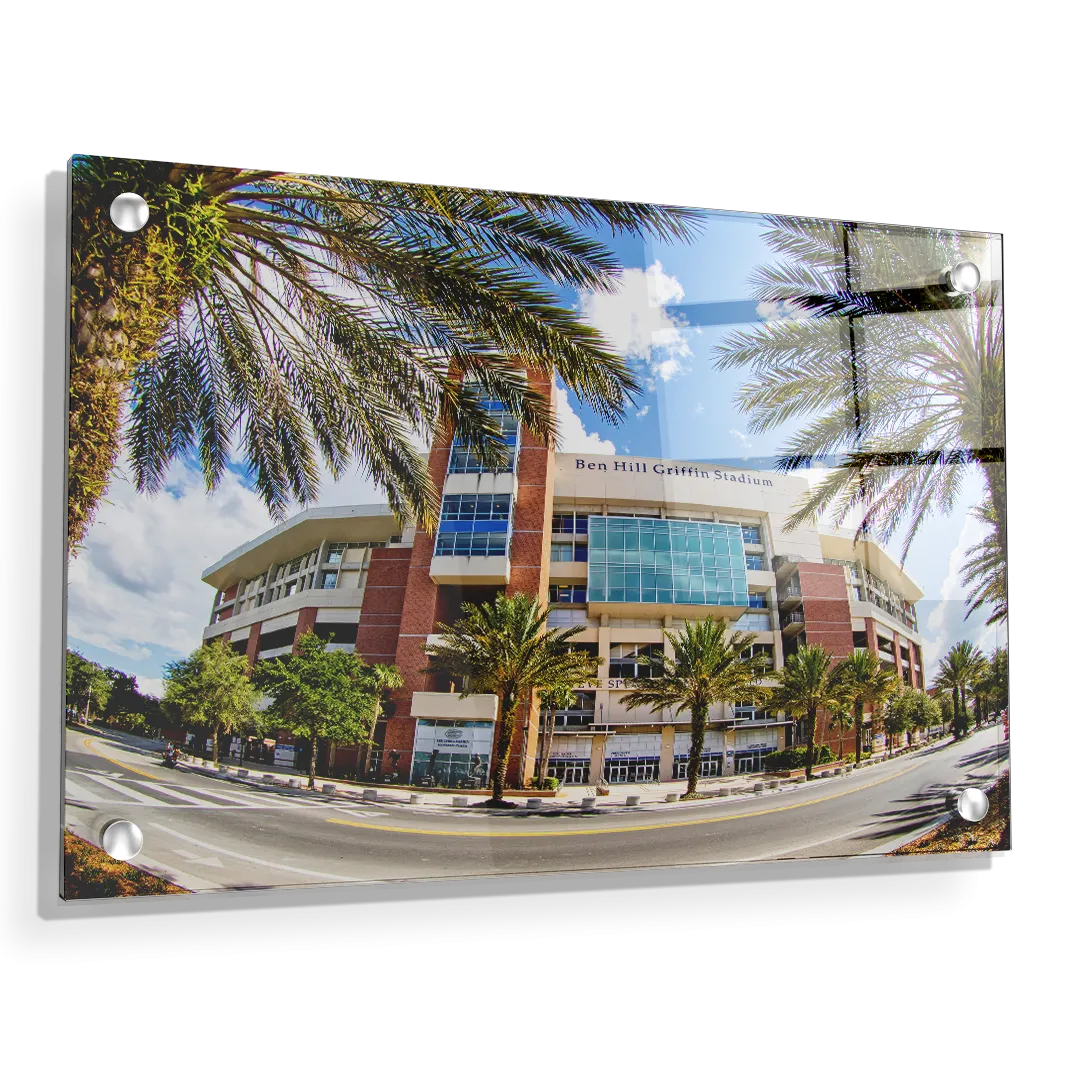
[324,761,924,839]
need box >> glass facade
[433,493,512,557]
[587,517,749,607]
[410,720,493,788]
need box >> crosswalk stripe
[129,780,234,807]
[65,779,103,804]
[84,773,159,803]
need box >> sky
[66,205,1006,698]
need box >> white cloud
[756,298,812,322]
[728,428,752,450]
[694,403,705,415]
[921,510,999,673]
[579,261,693,390]
[137,676,165,700]
[636,405,650,419]
[555,386,616,454]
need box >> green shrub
[535,775,561,791]
[763,746,837,771]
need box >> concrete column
[589,733,607,784]
[245,621,262,672]
[659,724,675,781]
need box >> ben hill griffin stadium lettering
[576,459,773,486]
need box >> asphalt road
[63,724,1009,893]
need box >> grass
[890,772,1011,856]
[63,831,188,899]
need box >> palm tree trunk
[211,723,220,765]
[308,734,318,790]
[685,706,706,797]
[854,702,864,764]
[538,705,556,783]
[952,687,961,738]
[490,691,518,803]
[357,704,381,782]
[805,706,816,781]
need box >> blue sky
[67,205,1004,696]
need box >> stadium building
[201,375,925,787]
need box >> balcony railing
[781,609,805,629]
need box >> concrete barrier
[526,798,543,809]
[625,795,641,807]
[322,783,336,795]
[580,797,597,810]
[262,774,275,782]
[767,779,780,789]
[362,789,378,802]
[753,782,765,793]
[452,796,468,807]
[794,776,806,784]
[666,792,680,803]
[217,764,228,773]
[237,768,249,778]
[410,794,424,805]
[717,788,731,797]
[288,778,302,789]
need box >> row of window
[433,532,508,557]
[439,493,512,521]
[447,400,519,475]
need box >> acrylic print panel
[63,156,1008,900]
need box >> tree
[937,693,955,737]
[68,156,704,551]
[65,650,111,723]
[933,640,986,738]
[836,649,901,764]
[960,497,1007,627]
[713,219,1005,622]
[886,687,942,750]
[163,638,259,765]
[356,663,403,782]
[536,684,580,786]
[828,703,855,761]
[620,618,767,798]
[424,592,601,805]
[256,632,379,790]
[767,644,847,781]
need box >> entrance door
[634,763,656,782]
[607,763,630,783]
[736,757,755,774]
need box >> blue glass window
[447,399,518,474]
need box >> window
[735,611,772,631]
[319,571,339,589]
[551,541,588,563]
[747,592,768,609]
[739,643,775,669]
[440,494,512,522]
[587,517,749,607]
[326,543,348,565]
[551,690,596,727]
[434,532,508,557]
[447,400,518,474]
[742,525,761,546]
[732,701,775,723]
[745,554,764,571]
[549,584,587,604]
[608,643,664,680]
[551,511,590,535]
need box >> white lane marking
[149,823,358,881]
[739,823,876,862]
[81,773,159,804]
[134,780,270,808]
[65,779,103,804]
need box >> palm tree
[535,684,578,786]
[837,649,901,764]
[68,156,704,552]
[933,640,986,737]
[424,593,601,805]
[960,497,1007,626]
[713,217,1005,617]
[768,644,847,781]
[356,663,403,782]
[619,618,767,798]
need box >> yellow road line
[325,763,923,839]
[81,737,163,781]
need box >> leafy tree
[67,156,704,551]
[66,650,112,722]
[937,693,954,736]
[536,684,580,786]
[355,663,403,782]
[620,618,767,797]
[164,638,259,764]
[424,593,601,805]
[713,219,1005,623]
[836,649,901,764]
[767,644,847,781]
[256,632,379,790]
[886,687,942,750]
